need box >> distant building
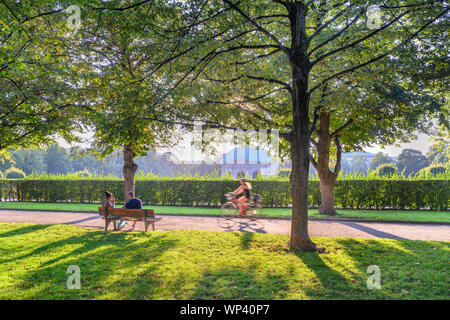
[219,146,280,178]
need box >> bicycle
[220,192,263,220]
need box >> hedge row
[0,179,448,210]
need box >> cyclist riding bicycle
[232,178,252,215]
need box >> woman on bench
[102,191,127,230]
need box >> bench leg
[144,221,150,232]
[152,222,155,231]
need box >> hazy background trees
[1,145,447,178]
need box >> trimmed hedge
[0,179,448,210]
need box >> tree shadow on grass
[0,224,50,239]
[291,238,444,299]
[292,248,361,299]
[2,228,178,299]
[333,238,450,299]
[240,232,254,250]
[191,267,290,300]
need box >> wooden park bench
[98,207,161,232]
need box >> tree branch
[222,0,290,56]
[330,118,353,138]
[310,8,409,65]
[332,135,342,177]
[309,153,318,170]
[308,6,448,95]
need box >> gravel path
[0,209,449,241]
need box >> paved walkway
[0,210,449,241]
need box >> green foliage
[1,178,448,211]
[73,169,91,178]
[4,167,26,179]
[0,4,84,152]
[351,154,368,174]
[421,164,448,176]
[277,169,291,178]
[426,145,450,165]
[370,153,393,171]
[0,170,3,179]
[397,149,429,176]
[44,145,73,174]
[373,163,397,177]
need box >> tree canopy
[1,0,448,250]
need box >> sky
[365,133,434,156]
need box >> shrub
[373,163,397,177]
[73,169,91,178]
[0,170,4,179]
[422,164,448,176]
[277,169,291,178]
[4,167,26,179]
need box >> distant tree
[397,149,429,176]
[71,154,98,173]
[44,145,72,175]
[426,145,449,165]
[370,153,393,171]
[97,153,124,177]
[340,158,352,174]
[16,149,46,175]
[351,154,368,174]
[135,150,172,176]
[0,149,46,174]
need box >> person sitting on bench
[102,191,125,230]
[124,191,143,230]
[102,191,115,209]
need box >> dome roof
[221,146,272,164]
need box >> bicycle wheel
[220,202,238,219]
[248,205,262,221]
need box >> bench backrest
[98,207,155,218]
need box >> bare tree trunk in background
[310,112,342,216]
[123,143,138,202]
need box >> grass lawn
[0,222,448,299]
[0,201,449,223]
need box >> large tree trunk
[311,112,341,216]
[289,132,316,251]
[319,177,337,215]
[287,2,316,251]
[123,143,138,202]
